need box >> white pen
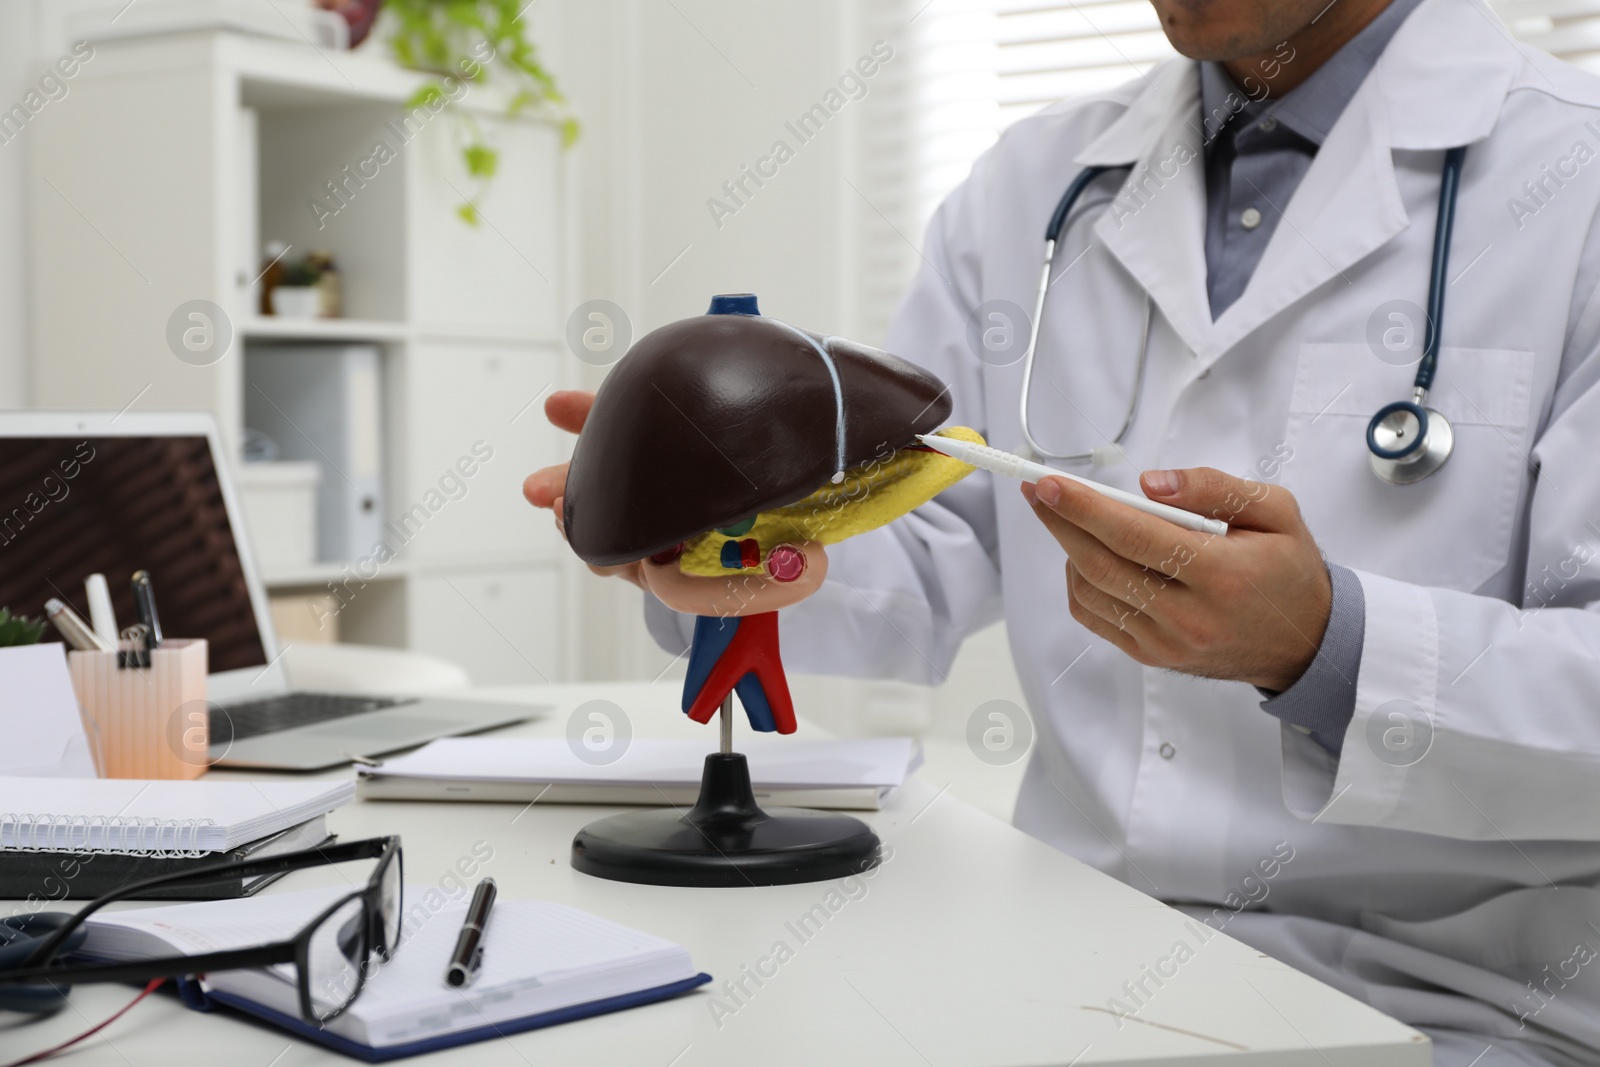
[84,573,119,647]
[917,433,1229,537]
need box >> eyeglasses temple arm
[20,837,396,968]
[0,942,298,987]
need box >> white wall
[0,1,42,408]
[0,0,137,405]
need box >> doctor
[528,0,1600,1062]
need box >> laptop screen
[0,435,269,673]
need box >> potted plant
[270,257,325,319]
[383,0,578,224]
[0,606,46,647]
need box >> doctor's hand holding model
[528,0,1600,1062]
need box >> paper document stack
[357,736,922,810]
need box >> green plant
[0,606,46,647]
[386,0,578,225]
[280,258,324,286]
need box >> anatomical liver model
[563,293,981,886]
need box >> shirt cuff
[1256,562,1365,755]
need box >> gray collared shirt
[1199,0,1427,318]
[1197,0,1426,754]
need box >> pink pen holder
[67,639,209,779]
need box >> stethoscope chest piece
[1367,398,1454,485]
[1363,144,1468,487]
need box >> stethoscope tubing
[1019,166,1148,464]
[1019,143,1467,480]
[1418,146,1466,395]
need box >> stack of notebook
[0,777,354,898]
[77,884,710,1060]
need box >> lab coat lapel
[1070,0,1518,368]
[1206,85,1408,362]
[1076,63,1215,360]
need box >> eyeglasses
[1,836,403,1025]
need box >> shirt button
[1159,742,1176,760]
[1240,207,1263,230]
[1259,117,1279,133]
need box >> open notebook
[357,736,921,810]
[79,884,710,1059]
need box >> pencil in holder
[67,639,209,780]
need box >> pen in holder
[67,638,209,780]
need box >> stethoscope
[1017,145,1467,486]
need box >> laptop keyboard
[215,692,415,743]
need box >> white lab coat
[647,0,1600,1061]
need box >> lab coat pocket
[1280,344,1535,593]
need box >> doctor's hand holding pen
[1021,469,1333,693]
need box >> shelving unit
[240,317,410,342]
[28,29,576,685]
[257,558,411,589]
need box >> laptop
[0,411,542,770]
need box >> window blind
[910,0,1600,228]
[911,0,1175,225]
[1491,0,1600,68]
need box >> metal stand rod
[720,694,733,754]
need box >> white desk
[7,682,1429,1066]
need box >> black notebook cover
[0,823,332,900]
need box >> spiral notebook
[79,884,711,1061]
[0,818,336,900]
[0,777,355,855]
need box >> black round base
[571,753,881,887]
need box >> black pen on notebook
[131,570,163,651]
[445,877,497,989]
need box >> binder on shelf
[244,344,384,563]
